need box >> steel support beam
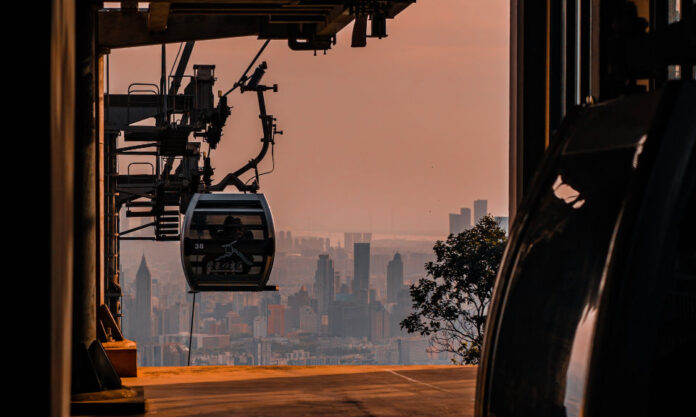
[51,0,75,414]
[148,2,170,32]
[74,0,98,351]
[98,11,260,48]
[509,0,550,224]
[105,130,121,325]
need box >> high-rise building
[314,254,335,315]
[391,287,413,337]
[163,302,189,334]
[162,343,188,367]
[369,302,390,342]
[287,285,313,331]
[267,304,285,336]
[449,208,472,234]
[459,208,472,229]
[278,231,286,251]
[352,243,371,305]
[134,254,153,343]
[387,252,404,304]
[253,316,267,338]
[398,338,429,364]
[449,213,460,235]
[344,233,354,253]
[494,216,510,234]
[260,292,281,314]
[254,339,272,365]
[328,300,367,338]
[369,288,379,304]
[334,271,341,298]
[328,301,345,336]
[474,199,488,224]
[299,306,319,334]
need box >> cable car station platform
[82,365,476,416]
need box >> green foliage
[400,215,507,364]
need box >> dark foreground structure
[477,82,696,416]
[42,1,694,416]
[477,1,695,417]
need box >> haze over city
[108,0,510,236]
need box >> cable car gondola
[181,193,276,292]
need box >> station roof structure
[99,0,416,49]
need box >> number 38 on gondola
[181,193,276,292]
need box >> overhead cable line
[222,39,272,97]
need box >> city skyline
[123,236,441,367]
[449,198,510,235]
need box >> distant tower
[344,233,354,253]
[391,287,413,337]
[387,252,404,304]
[494,216,510,234]
[334,271,341,298]
[449,213,462,235]
[474,199,488,224]
[352,243,371,305]
[267,304,285,336]
[369,302,390,341]
[253,316,267,338]
[314,254,335,315]
[278,231,286,250]
[449,207,472,234]
[460,208,472,229]
[134,254,152,342]
[299,305,319,334]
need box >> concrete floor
[122,365,477,416]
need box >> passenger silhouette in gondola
[205,215,253,275]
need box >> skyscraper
[344,233,354,253]
[449,208,472,234]
[134,254,152,343]
[287,285,312,331]
[369,302,390,342]
[474,199,488,224]
[494,216,510,234]
[450,213,461,235]
[314,254,335,315]
[267,304,285,336]
[299,306,319,334]
[391,287,413,337]
[352,243,371,305]
[387,252,404,304]
[460,208,472,229]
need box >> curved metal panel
[476,90,665,416]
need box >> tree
[400,215,507,364]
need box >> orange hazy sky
[109,1,510,237]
